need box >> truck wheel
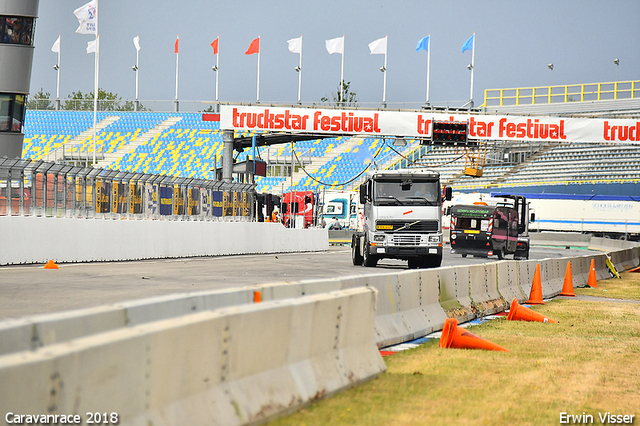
[497,247,505,260]
[362,237,378,267]
[351,235,363,266]
[407,258,419,269]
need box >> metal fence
[0,158,256,221]
[483,80,640,107]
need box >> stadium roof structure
[232,132,340,152]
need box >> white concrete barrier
[0,216,329,265]
[0,288,385,426]
[438,265,475,322]
[496,261,526,302]
[468,263,504,314]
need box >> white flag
[51,35,61,53]
[287,36,301,54]
[86,39,96,54]
[325,36,344,55]
[368,36,387,55]
[74,0,97,34]
[133,35,140,51]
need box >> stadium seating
[21,110,640,196]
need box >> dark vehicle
[449,204,519,259]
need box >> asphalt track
[0,246,590,321]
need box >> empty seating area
[502,143,640,186]
[20,110,640,195]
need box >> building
[0,0,39,159]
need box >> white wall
[0,216,329,265]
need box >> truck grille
[376,220,438,233]
[391,235,421,246]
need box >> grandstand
[21,79,640,198]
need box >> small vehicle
[449,204,519,259]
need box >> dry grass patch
[575,268,640,300]
[270,273,640,426]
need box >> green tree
[321,81,358,107]
[63,89,142,111]
[26,88,54,110]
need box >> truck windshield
[373,180,440,206]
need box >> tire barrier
[0,288,385,426]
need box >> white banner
[220,105,640,144]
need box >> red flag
[211,37,219,55]
[174,36,179,54]
[245,37,259,55]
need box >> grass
[574,268,640,300]
[269,272,640,426]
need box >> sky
[29,0,640,110]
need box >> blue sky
[29,0,640,108]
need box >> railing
[484,80,640,107]
[0,158,255,221]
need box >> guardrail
[484,80,640,107]
[0,157,255,221]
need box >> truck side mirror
[445,186,453,201]
[359,183,367,204]
[530,213,536,223]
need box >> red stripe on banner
[202,113,220,122]
[380,351,397,357]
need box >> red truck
[281,190,317,228]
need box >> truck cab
[281,190,316,228]
[351,168,451,269]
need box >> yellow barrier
[484,80,639,107]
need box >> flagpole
[297,35,302,104]
[340,35,345,104]
[92,0,99,167]
[215,36,219,104]
[56,35,61,110]
[382,35,387,107]
[426,34,431,105]
[175,35,179,112]
[470,32,475,109]
[135,35,139,111]
[256,36,261,103]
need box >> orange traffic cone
[507,297,557,323]
[525,263,545,305]
[439,318,508,352]
[43,260,59,270]
[587,259,598,288]
[559,261,576,297]
[253,290,262,303]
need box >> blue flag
[461,34,474,53]
[416,36,429,52]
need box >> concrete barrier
[438,265,475,322]
[0,288,385,426]
[468,263,504,315]
[496,261,527,302]
[530,232,591,248]
[0,216,329,265]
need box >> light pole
[133,35,140,111]
[53,64,60,110]
[614,58,619,81]
[548,63,554,86]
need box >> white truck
[322,190,360,229]
[351,168,452,268]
